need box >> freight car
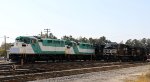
[9,36,95,62]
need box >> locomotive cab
[103,42,117,55]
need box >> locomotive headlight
[22,43,26,47]
[11,44,14,46]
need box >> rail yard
[1,0,150,82]
[4,35,150,82]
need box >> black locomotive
[95,42,150,61]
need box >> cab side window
[32,39,37,44]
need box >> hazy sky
[0,0,150,44]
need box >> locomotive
[9,36,95,62]
[9,36,149,62]
[100,43,148,61]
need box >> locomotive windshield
[65,40,73,46]
[15,36,36,44]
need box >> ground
[0,59,150,82]
[30,64,150,82]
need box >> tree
[89,37,95,44]
[125,38,149,48]
[125,39,132,46]
[95,36,111,45]
[140,38,147,47]
[61,35,78,42]
[0,43,12,57]
[49,33,57,39]
[132,39,143,47]
[0,43,12,50]
[78,37,89,43]
[0,49,5,57]
[147,39,150,48]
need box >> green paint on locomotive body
[79,42,94,49]
[72,44,79,54]
[31,39,66,55]
[31,43,42,54]
[72,42,95,55]
[41,38,66,47]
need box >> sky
[0,0,150,44]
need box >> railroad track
[0,61,148,82]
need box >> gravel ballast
[30,64,150,82]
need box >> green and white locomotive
[9,36,95,62]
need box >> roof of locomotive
[41,38,66,41]
[15,36,93,45]
[78,42,93,45]
[16,36,37,40]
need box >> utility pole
[4,36,9,58]
[4,36,6,58]
[44,29,50,38]
[40,31,43,37]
